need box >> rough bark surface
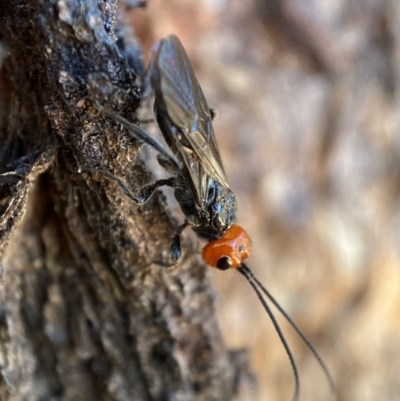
[0,1,249,400]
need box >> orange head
[202,224,251,270]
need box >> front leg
[154,220,190,267]
[85,167,176,204]
[85,168,189,266]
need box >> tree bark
[0,1,251,400]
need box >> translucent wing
[150,35,229,205]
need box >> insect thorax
[175,178,237,241]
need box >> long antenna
[238,266,300,401]
[240,263,336,393]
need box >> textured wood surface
[0,2,250,400]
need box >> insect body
[149,35,237,242]
[97,35,335,401]
[99,34,237,264]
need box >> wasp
[96,34,335,401]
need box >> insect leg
[85,167,176,204]
[98,107,181,169]
[138,118,155,125]
[154,220,190,267]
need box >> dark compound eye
[216,256,232,271]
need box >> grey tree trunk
[0,1,251,400]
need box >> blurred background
[127,1,400,400]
